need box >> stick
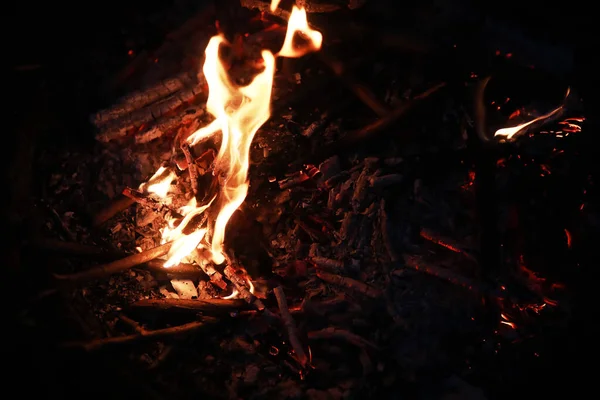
[62,317,216,351]
[91,195,135,227]
[341,82,446,145]
[400,255,497,296]
[316,270,382,298]
[93,71,197,127]
[53,242,173,283]
[419,228,477,262]
[379,200,399,263]
[273,286,308,367]
[130,298,248,312]
[96,86,203,143]
[308,327,379,350]
[135,106,204,144]
[31,237,125,260]
[180,142,200,199]
[318,53,390,117]
[223,265,272,315]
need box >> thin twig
[308,327,379,350]
[53,242,173,283]
[274,286,308,368]
[91,195,135,227]
[316,270,382,298]
[130,298,248,312]
[62,317,217,351]
[181,142,200,199]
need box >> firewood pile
[10,0,593,398]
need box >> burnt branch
[62,316,217,351]
[274,286,309,368]
[130,298,248,313]
[91,195,135,227]
[316,270,382,299]
[308,327,379,350]
[53,242,173,283]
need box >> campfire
[10,0,592,398]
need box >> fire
[140,4,322,286]
[494,88,570,140]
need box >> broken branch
[91,195,135,227]
[130,298,248,313]
[274,286,308,368]
[62,317,217,351]
[308,327,379,350]
[53,242,173,283]
[316,270,382,299]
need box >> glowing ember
[140,4,323,290]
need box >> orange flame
[270,0,282,12]
[494,88,570,140]
[141,5,323,282]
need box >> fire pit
[7,0,595,398]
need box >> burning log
[419,228,477,262]
[135,106,204,144]
[91,195,135,227]
[62,316,217,351]
[53,242,173,283]
[181,142,201,199]
[240,0,341,21]
[96,85,204,143]
[223,265,271,314]
[92,71,198,127]
[130,298,248,313]
[191,248,228,289]
[316,270,382,299]
[273,286,309,368]
[308,327,379,350]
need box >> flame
[278,6,323,57]
[142,166,176,198]
[270,0,282,12]
[139,5,322,285]
[494,88,570,140]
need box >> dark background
[4,0,599,397]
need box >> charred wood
[130,298,248,313]
[91,195,135,227]
[62,317,217,351]
[274,286,309,368]
[308,327,379,350]
[419,228,477,262]
[316,270,382,299]
[136,106,204,144]
[53,242,173,283]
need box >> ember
[8,0,595,398]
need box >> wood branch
[318,53,390,117]
[130,298,248,313]
[419,228,477,262]
[223,265,272,315]
[191,248,228,289]
[341,82,446,145]
[274,286,308,368]
[62,317,217,351]
[379,199,400,263]
[96,85,204,143]
[53,242,173,283]
[295,1,342,13]
[181,142,200,199]
[369,174,403,190]
[316,270,382,298]
[135,106,204,144]
[400,255,498,296]
[91,195,135,227]
[31,237,126,260]
[122,187,183,219]
[308,327,379,350]
[93,71,198,127]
